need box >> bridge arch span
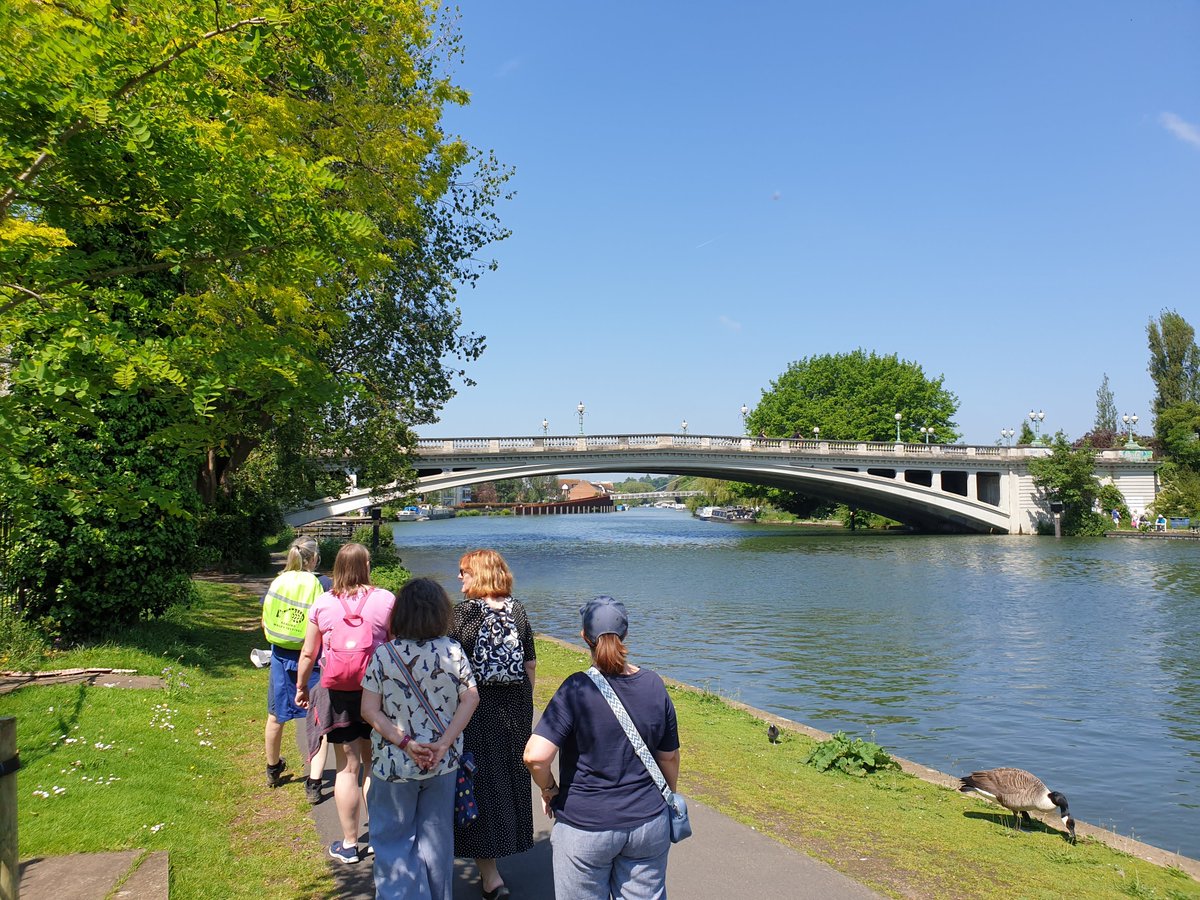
[283,434,1158,535]
[412,454,1009,534]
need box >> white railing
[412,434,1155,462]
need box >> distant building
[559,479,613,501]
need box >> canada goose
[959,767,1076,844]
[767,724,780,744]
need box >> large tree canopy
[1027,434,1108,536]
[0,0,509,631]
[1147,310,1200,423]
[747,350,960,443]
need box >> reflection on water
[394,508,1200,858]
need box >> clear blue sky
[429,1,1199,445]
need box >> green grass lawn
[2,582,333,898]
[2,584,1197,899]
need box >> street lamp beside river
[577,401,585,435]
[894,412,902,442]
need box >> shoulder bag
[584,666,692,842]
[383,642,479,827]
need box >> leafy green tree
[1027,434,1108,535]
[1154,402,1200,471]
[1147,311,1200,427]
[1017,422,1036,445]
[747,350,959,443]
[0,1,508,633]
[1153,462,1200,518]
[1094,373,1118,433]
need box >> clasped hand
[404,739,444,770]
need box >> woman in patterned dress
[449,549,537,899]
[361,577,479,900]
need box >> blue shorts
[267,646,319,723]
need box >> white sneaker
[250,648,272,668]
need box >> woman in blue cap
[524,596,681,900]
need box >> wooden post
[1,716,17,900]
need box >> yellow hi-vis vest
[262,571,322,650]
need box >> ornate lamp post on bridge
[542,418,549,436]
[894,412,902,442]
[1121,413,1140,448]
[919,426,933,444]
[1000,428,1014,446]
[812,425,820,441]
[740,403,749,431]
[577,401,586,435]
[1028,409,1045,445]
[681,419,688,434]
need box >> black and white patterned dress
[450,598,536,859]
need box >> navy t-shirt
[533,668,679,830]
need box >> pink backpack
[320,590,377,691]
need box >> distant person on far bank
[449,549,537,899]
[1156,514,1167,532]
[524,596,681,900]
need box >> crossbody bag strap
[585,667,672,805]
[384,642,460,764]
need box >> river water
[389,507,1200,858]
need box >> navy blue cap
[580,595,628,642]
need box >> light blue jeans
[550,810,671,900]
[367,771,456,900]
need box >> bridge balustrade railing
[626,434,664,447]
[497,437,537,450]
[705,436,744,449]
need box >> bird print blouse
[361,636,476,781]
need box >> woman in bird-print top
[360,577,479,900]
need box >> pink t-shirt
[309,587,395,662]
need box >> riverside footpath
[302,712,885,900]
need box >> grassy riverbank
[2,582,1196,898]
[534,641,1198,899]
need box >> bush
[318,537,345,566]
[806,731,899,777]
[264,526,296,553]
[4,393,202,641]
[350,524,401,567]
[0,602,50,671]
[195,498,279,572]
[370,564,411,596]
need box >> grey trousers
[550,811,671,900]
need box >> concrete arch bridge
[285,434,1159,535]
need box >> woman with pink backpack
[296,542,396,864]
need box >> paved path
[299,719,884,900]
